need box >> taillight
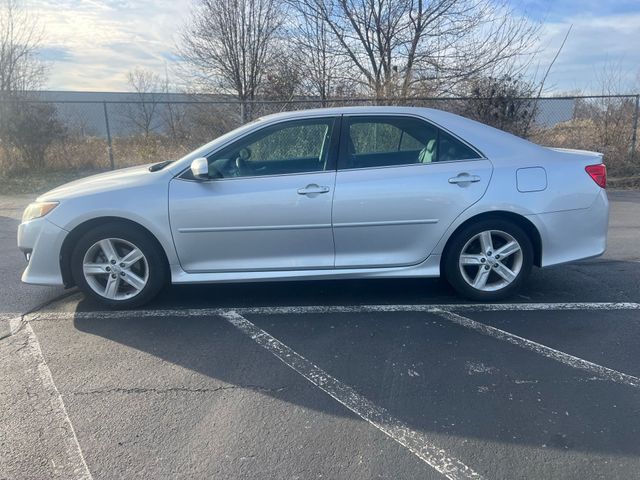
[585,164,606,188]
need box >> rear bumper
[18,218,67,285]
[529,189,609,267]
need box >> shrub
[462,75,536,137]
[0,100,66,169]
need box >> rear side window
[349,122,425,154]
[340,116,480,169]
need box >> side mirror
[190,157,209,180]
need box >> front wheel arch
[60,217,170,288]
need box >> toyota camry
[18,107,609,307]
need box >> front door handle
[448,173,481,185]
[297,184,330,195]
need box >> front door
[332,114,492,268]
[169,117,339,273]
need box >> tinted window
[439,130,480,162]
[204,118,335,178]
[340,116,480,169]
[249,123,330,162]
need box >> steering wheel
[233,147,251,176]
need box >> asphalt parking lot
[1,191,640,479]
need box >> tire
[70,222,167,308]
[443,218,533,301]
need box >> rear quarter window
[438,131,480,162]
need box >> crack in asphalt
[67,384,287,396]
[0,289,79,341]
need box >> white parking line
[226,302,640,315]
[20,321,93,479]
[220,310,484,480]
[24,301,640,322]
[15,300,640,479]
[0,313,23,338]
[433,309,640,389]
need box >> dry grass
[1,168,108,195]
[1,134,194,172]
[45,135,193,170]
[0,135,194,194]
[608,176,640,189]
[531,118,640,181]
[1,125,639,193]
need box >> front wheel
[70,223,167,308]
[444,219,533,301]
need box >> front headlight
[22,201,59,223]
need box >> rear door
[332,114,492,268]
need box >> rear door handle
[297,184,330,195]
[448,173,481,185]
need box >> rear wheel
[71,223,167,308]
[444,219,533,301]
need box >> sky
[25,0,640,94]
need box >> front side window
[203,118,335,179]
[340,116,480,169]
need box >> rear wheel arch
[440,211,542,272]
[60,217,170,288]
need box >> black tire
[70,222,167,308]
[443,218,533,301]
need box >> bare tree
[0,0,44,95]
[159,65,188,140]
[123,68,161,137]
[179,0,283,121]
[289,0,540,100]
[587,61,638,170]
[290,7,348,104]
[0,0,57,171]
[260,50,302,102]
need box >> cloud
[534,12,640,93]
[23,0,640,93]
[516,0,640,22]
[29,0,192,90]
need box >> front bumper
[18,218,67,285]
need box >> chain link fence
[1,93,638,184]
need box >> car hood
[38,164,161,201]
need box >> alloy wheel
[458,229,523,292]
[82,237,149,300]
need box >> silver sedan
[18,107,609,307]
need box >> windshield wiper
[149,160,173,172]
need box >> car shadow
[71,256,640,313]
[71,272,640,460]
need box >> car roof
[260,105,428,118]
